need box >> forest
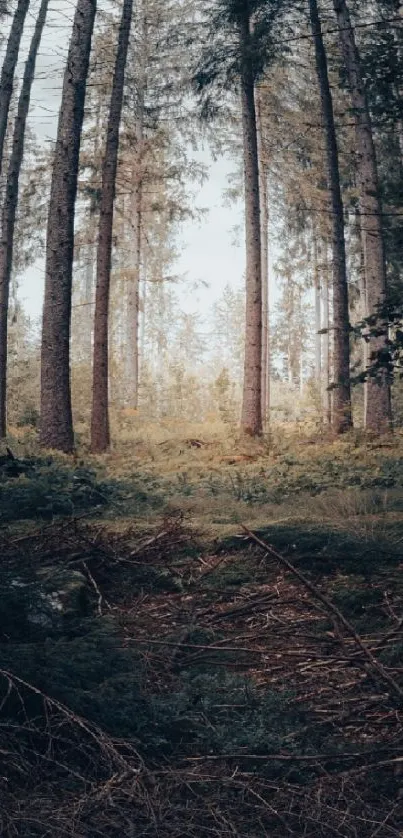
[0,0,403,836]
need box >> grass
[1,419,403,836]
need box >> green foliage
[148,671,300,762]
[222,521,402,577]
[0,457,150,523]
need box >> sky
[2,0,281,325]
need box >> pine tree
[255,86,270,427]
[40,0,97,452]
[91,0,134,453]
[0,0,49,438]
[309,0,352,433]
[332,0,392,433]
[194,0,288,435]
[0,0,30,179]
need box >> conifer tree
[332,0,392,433]
[0,0,30,179]
[91,0,134,453]
[194,0,287,436]
[40,0,97,452]
[0,0,49,438]
[309,0,352,433]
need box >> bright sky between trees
[5,0,250,321]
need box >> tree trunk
[255,88,270,428]
[0,0,30,180]
[125,1,146,410]
[0,0,49,439]
[125,158,142,409]
[91,0,133,453]
[355,208,369,420]
[239,3,262,436]
[309,0,352,433]
[82,98,102,364]
[321,244,332,425]
[332,0,391,433]
[40,0,96,452]
[313,234,321,389]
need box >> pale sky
[4,0,276,323]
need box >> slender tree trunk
[309,0,352,433]
[255,88,270,428]
[0,0,48,438]
[125,158,142,409]
[81,98,101,363]
[321,244,332,425]
[91,0,133,453]
[332,0,391,433]
[0,0,30,180]
[40,0,96,452]
[313,234,322,389]
[239,3,262,436]
[126,1,146,410]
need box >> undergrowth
[1,426,403,835]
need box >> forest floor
[1,421,403,836]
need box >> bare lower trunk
[91,0,133,453]
[310,0,352,433]
[81,100,101,363]
[332,0,391,433]
[125,0,146,410]
[40,0,96,452]
[313,235,321,386]
[0,0,48,438]
[125,167,142,409]
[0,0,30,179]
[355,208,369,419]
[255,89,270,428]
[240,6,262,436]
[321,245,331,425]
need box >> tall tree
[40,0,97,452]
[91,0,134,453]
[194,0,288,436]
[332,0,392,433]
[238,0,262,436]
[124,2,146,411]
[0,0,30,179]
[312,233,322,393]
[309,0,352,433]
[256,87,270,426]
[0,0,49,438]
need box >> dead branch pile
[0,515,402,836]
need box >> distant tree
[0,0,49,438]
[194,1,288,436]
[91,0,134,453]
[255,87,270,426]
[40,0,97,452]
[309,0,352,433]
[237,0,262,435]
[0,0,30,179]
[332,0,392,433]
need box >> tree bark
[125,155,142,409]
[309,0,352,433]
[0,0,49,439]
[255,89,270,428]
[91,0,133,453]
[321,243,332,425]
[313,234,321,388]
[40,0,96,452]
[332,0,391,433]
[125,1,146,411]
[239,2,262,436]
[0,0,30,180]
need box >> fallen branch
[241,525,403,703]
